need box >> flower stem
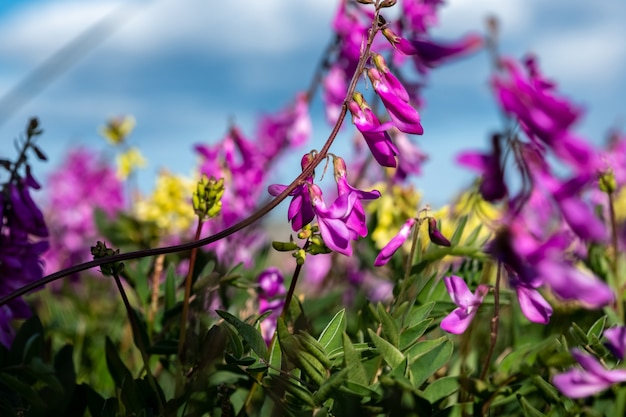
[281,263,303,321]
[0,4,383,311]
[112,271,164,414]
[480,261,501,381]
[608,189,624,320]
[178,218,204,357]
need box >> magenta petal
[444,276,474,307]
[318,217,352,256]
[515,286,552,324]
[374,218,416,266]
[604,327,626,360]
[440,307,476,334]
[268,184,288,196]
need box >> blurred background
[0,0,624,207]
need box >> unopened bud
[598,171,617,194]
[379,0,397,8]
[293,248,307,265]
[427,217,451,247]
[272,240,300,252]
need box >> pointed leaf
[422,376,459,403]
[268,336,282,376]
[318,309,346,353]
[400,319,433,351]
[449,215,468,246]
[409,338,453,387]
[342,332,368,385]
[216,310,268,359]
[377,303,399,347]
[368,329,404,369]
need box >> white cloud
[527,24,626,86]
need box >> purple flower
[367,67,424,135]
[553,348,626,398]
[268,153,316,232]
[427,217,451,247]
[7,182,48,238]
[393,131,428,181]
[258,268,286,344]
[457,134,507,202]
[374,218,416,267]
[333,156,381,239]
[42,148,124,274]
[348,94,399,168]
[309,184,360,256]
[604,327,626,360]
[509,271,552,324]
[383,29,483,72]
[440,276,489,334]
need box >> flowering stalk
[0,1,385,307]
[479,261,500,381]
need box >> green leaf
[268,337,282,376]
[368,329,404,369]
[422,376,459,403]
[449,215,469,246]
[0,372,47,410]
[318,309,346,353]
[313,367,349,405]
[223,322,245,359]
[105,337,133,389]
[216,310,268,359]
[405,302,435,328]
[342,381,382,399]
[517,394,547,417]
[9,315,43,365]
[377,303,400,347]
[409,337,453,387]
[463,224,484,246]
[164,263,177,311]
[400,319,433,351]
[587,316,607,339]
[342,332,368,385]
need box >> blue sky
[0,0,625,207]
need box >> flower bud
[379,0,397,7]
[598,171,617,194]
[427,217,451,247]
[272,240,300,252]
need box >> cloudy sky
[0,0,625,207]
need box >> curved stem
[0,4,382,309]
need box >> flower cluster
[195,94,311,267]
[0,119,49,347]
[269,154,380,256]
[43,148,125,274]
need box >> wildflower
[258,268,286,344]
[100,115,135,145]
[457,134,507,202]
[43,148,124,274]
[116,146,147,180]
[553,349,626,398]
[374,218,416,266]
[604,327,626,360]
[440,275,489,334]
[333,156,381,239]
[427,217,451,246]
[383,28,483,72]
[508,269,552,324]
[268,153,316,232]
[367,67,424,135]
[348,93,399,167]
[393,131,428,181]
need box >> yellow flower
[368,182,421,249]
[134,171,196,235]
[100,115,136,145]
[116,147,147,180]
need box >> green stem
[281,262,304,321]
[112,272,164,415]
[480,261,501,381]
[178,218,204,357]
[0,0,384,308]
[608,190,624,320]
